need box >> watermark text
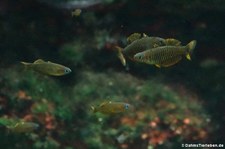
[181,143,224,148]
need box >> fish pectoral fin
[34,59,45,64]
[117,51,126,66]
[115,46,126,66]
[155,64,161,68]
[91,106,97,113]
[186,54,191,61]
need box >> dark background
[0,0,224,148]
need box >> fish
[71,9,82,17]
[133,40,197,68]
[115,33,167,66]
[7,121,39,133]
[21,59,71,76]
[91,101,134,115]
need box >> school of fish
[116,33,196,68]
[0,32,197,132]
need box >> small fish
[7,121,39,133]
[91,101,134,115]
[71,9,82,17]
[115,33,167,66]
[134,40,197,68]
[21,59,71,76]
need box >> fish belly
[159,56,182,67]
[33,64,55,75]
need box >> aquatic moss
[59,40,85,65]
[0,64,213,148]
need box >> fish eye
[135,54,142,60]
[138,55,143,60]
[124,104,129,110]
[64,68,71,73]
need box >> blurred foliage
[0,67,213,148]
[0,0,224,148]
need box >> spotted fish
[115,33,181,66]
[133,40,197,67]
[115,34,167,66]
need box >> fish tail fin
[21,61,32,67]
[185,40,197,61]
[114,46,126,66]
[91,106,97,113]
[21,62,32,70]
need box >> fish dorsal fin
[99,101,111,107]
[165,38,181,46]
[127,33,142,44]
[34,59,45,64]
[47,61,56,65]
[155,64,161,68]
[99,101,107,107]
[143,33,148,37]
[91,106,97,113]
